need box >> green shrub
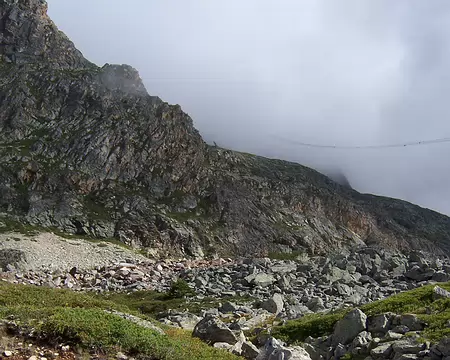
[0,282,240,360]
[168,279,195,299]
[271,311,346,343]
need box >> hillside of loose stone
[2,0,450,258]
[2,241,450,359]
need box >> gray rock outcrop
[1,0,450,260]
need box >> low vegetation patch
[102,285,253,318]
[272,282,450,344]
[0,217,40,236]
[0,282,241,360]
[167,279,196,299]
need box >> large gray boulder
[405,265,434,281]
[245,273,276,287]
[370,342,394,359]
[334,283,353,297]
[324,267,354,284]
[351,331,372,350]
[271,263,297,274]
[242,341,260,360]
[302,343,324,360]
[220,301,239,313]
[391,339,426,354]
[433,285,450,300]
[254,273,277,287]
[332,309,367,346]
[262,293,284,315]
[432,271,450,282]
[193,315,237,345]
[306,297,325,312]
[367,313,393,335]
[398,314,425,331]
[257,337,311,360]
[168,312,202,330]
[392,263,407,278]
[434,337,450,357]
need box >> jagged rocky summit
[2,0,450,258]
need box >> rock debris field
[2,232,450,360]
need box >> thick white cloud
[47,0,450,215]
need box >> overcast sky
[47,1,450,215]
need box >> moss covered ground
[272,282,450,344]
[0,282,241,360]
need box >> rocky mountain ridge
[1,0,450,257]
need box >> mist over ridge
[46,0,450,215]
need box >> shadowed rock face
[1,0,450,258]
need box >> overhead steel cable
[273,135,450,149]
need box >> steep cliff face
[1,0,450,258]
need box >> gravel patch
[0,232,147,271]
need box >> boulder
[306,297,325,312]
[254,273,276,287]
[195,277,208,287]
[368,313,393,335]
[286,304,313,319]
[257,337,312,360]
[262,294,284,315]
[405,266,434,281]
[325,267,354,284]
[169,313,202,330]
[241,341,260,359]
[398,314,425,331]
[392,264,407,278]
[409,252,429,266]
[432,271,450,283]
[360,275,377,285]
[433,286,450,300]
[220,302,239,313]
[435,337,450,357]
[193,315,237,345]
[302,343,325,360]
[383,331,404,341]
[214,342,233,351]
[245,273,276,287]
[332,309,367,346]
[272,263,297,274]
[392,339,426,354]
[346,293,363,306]
[334,344,347,359]
[370,342,394,359]
[351,331,372,349]
[335,283,353,296]
[391,325,410,334]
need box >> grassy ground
[0,217,41,236]
[101,289,252,318]
[3,272,449,358]
[272,282,450,344]
[0,282,241,360]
